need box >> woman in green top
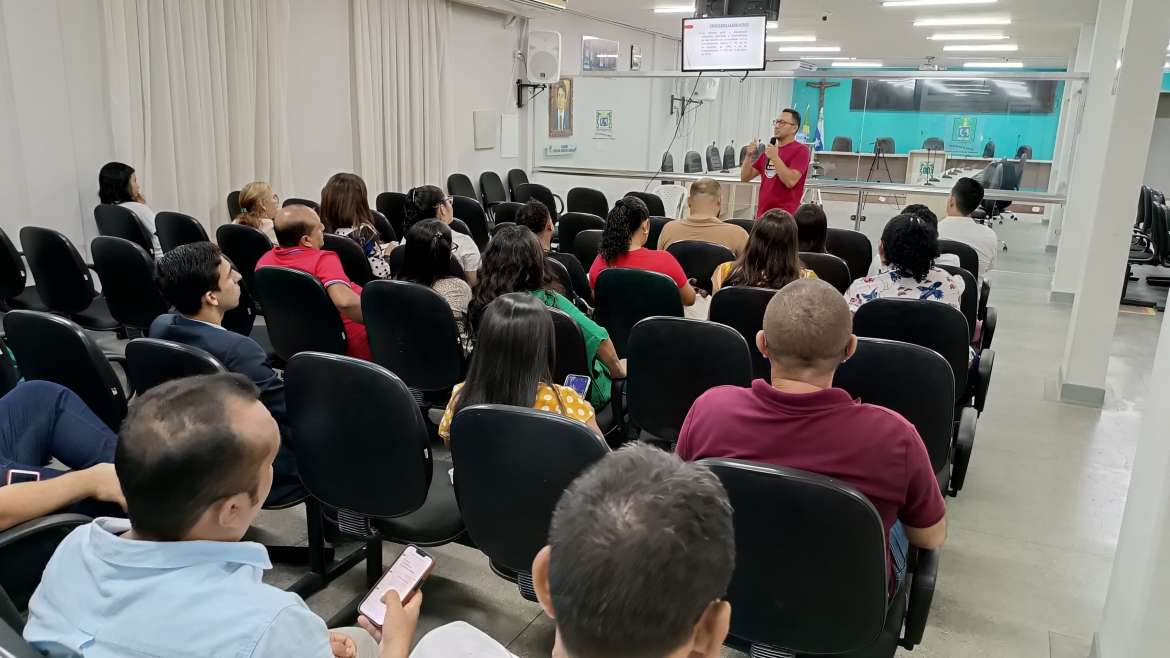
[469,225,625,407]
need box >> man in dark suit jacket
[150,242,300,503]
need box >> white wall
[1144,95,1170,192]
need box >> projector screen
[681,16,767,72]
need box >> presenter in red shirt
[740,108,811,216]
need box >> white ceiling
[564,0,1101,68]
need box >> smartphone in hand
[358,545,435,628]
[563,374,591,397]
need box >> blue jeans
[890,521,909,588]
[0,381,117,481]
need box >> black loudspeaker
[728,0,781,20]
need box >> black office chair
[446,173,476,200]
[705,143,721,172]
[835,337,959,492]
[156,211,209,253]
[922,137,945,151]
[982,141,996,158]
[283,197,320,212]
[646,216,672,250]
[370,210,397,244]
[0,513,91,615]
[253,267,347,360]
[573,229,603,269]
[800,252,852,293]
[566,187,608,218]
[226,190,242,221]
[722,143,737,171]
[624,191,666,217]
[222,276,258,338]
[124,338,226,396]
[937,239,979,279]
[3,311,127,430]
[661,151,675,172]
[19,227,119,331]
[738,144,759,165]
[491,201,523,228]
[594,268,684,356]
[557,212,605,256]
[451,196,490,250]
[875,137,895,154]
[515,183,562,222]
[479,171,508,208]
[627,317,752,445]
[451,405,607,599]
[90,236,169,335]
[832,136,854,152]
[702,459,936,656]
[0,227,45,312]
[726,218,756,235]
[506,168,529,200]
[826,227,874,281]
[666,241,735,294]
[937,265,978,342]
[709,286,774,381]
[94,205,155,257]
[548,307,618,436]
[548,252,594,308]
[683,150,703,173]
[375,192,408,239]
[215,223,272,303]
[322,234,376,287]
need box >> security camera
[821,12,831,21]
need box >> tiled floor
[241,205,1161,657]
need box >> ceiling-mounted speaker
[526,30,561,84]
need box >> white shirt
[119,201,161,252]
[450,228,481,273]
[937,216,998,281]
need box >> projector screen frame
[680,15,768,73]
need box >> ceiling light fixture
[766,35,817,42]
[914,16,1012,26]
[832,61,883,68]
[928,32,1008,40]
[883,0,996,6]
[777,46,841,52]
[963,61,1024,68]
[653,4,694,13]
[767,21,778,29]
[943,43,1018,51]
[805,57,855,61]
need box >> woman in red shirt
[588,196,697,307]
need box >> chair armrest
[0,513,91,548]
[950,405,978,496]
[901,547,938,649]
[974,348,995,413]
[608,377,628,448]
[980,306,997,351]
[553,193,565,215]
[103,352,127,366]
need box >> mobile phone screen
[563,374,591,397]
[358,545,434,626]
[5,469,41,485]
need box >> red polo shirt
[754,141,811,216]
[255,247,371,361]
[587,248,688,290]
[676,380,945,582]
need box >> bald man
[675,279,945,588]
[256,205,370,360]
[657,178,748,255]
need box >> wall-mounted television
[681,15,767,72]
[850,78,1057,114]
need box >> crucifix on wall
[805,79,840,126]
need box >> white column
[1058,0,1170,406]
[1045,24,1095,253]
[1049,3,1126,301]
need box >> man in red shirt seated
[675,278,945,586]
[256,204,371,360]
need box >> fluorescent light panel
[766,21,778,29]
[884,0,996,6]
[963,61,1023,68]
[766,35,817,42]
[928,32,1008,40]
[805,57,855,61]
[776,46,841,52]
[943,43,1018,51]
[914,16,1011,26]
[653,4,694,13]
[832,61,883,67]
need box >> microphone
[770,137,778,146]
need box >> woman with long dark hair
[98,161,158,251]
[711,209,817,292]
[437,293,603,443]
[793,203,828,253]
[587,196,696,307]
[404,184,480,285]
[399,219,472,351]
[844,213,964,312]
[320,172,393,279]
[470,225,624,408]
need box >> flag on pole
[813,107,826,151]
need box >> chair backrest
[322,233,376,287]
[666,240,735,294]
[0,227,28,301]
[1015,144,1033,160]
[19,227,97,315]
[661,151,674,172]
[937,238,979,277]
[215,223,273,297]
[834,337,955,474]
[646,216,672,250]
[450,405,607,575]
[936,264,978,340]
[594,268,685,355]
[684,150,703,173]
[94,205,155,256]
[572,229,603,269]
[446,173,476,199]
[726,218,756,234]
[566,187,608,218]
[825,227,873,280]
[282,197,320,212]
[922,137,945,150]
[982,141,996,158]
[515,183,558,222]
[285,352,432,518]
[799,252,852,293]
[701,459,889,654]
[253,266,348,359]
[491,201,523,227]
[226,190,241,221]
[222,272,258,337]
[709,286,774,381]
[556,212,605,256]
[479,171,508,207]
[90,237,169,330]
[506,168,529,199]
[547,252,593,306]
[655,184,688,218]
[853,298,970,401]
[3,311,127,429]
[624,191,666,217]
[1000,159,1023,191]
[375,192,408,239]
[124,338,227,396]
[874,137,895,154]
[722,144,737,171]
[627,317,752,443]
[545,254,575,301]
[705,143,722,172]
[831,136,853,152]
[370,209,397,243]
[549,307,591,385]
[451,196,490,249]
[156,212,209,253]
[362,280,464,393]
[0,514,91,622]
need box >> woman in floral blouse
[845,213,964,312]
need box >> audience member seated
[22,374,416,658]
[844,213,965,312]
[588,197,697,307]
[438,293,601,443]
[711,209,817,293]
[234,181,279,244]
[937,177,998,282]
[405,185,481,285]
[256,205,371,360]
[0,381,123,531]
[398,219,473,352]
[793,202,828,253]
[657,178,749,255]
[901,203,939,228]
[676,279,946,585]
[152,242,301,502]
[98,161,159,251]
[321,172,395,279]
[470,225,624,409]
[513,200,590,301]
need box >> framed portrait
[582,36,619,72]
[548,78,573,138]
[631,44,643,71]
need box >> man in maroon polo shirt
[740,107,811,216]
[675,278,945,585]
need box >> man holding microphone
[740,108,811,216]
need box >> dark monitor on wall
[698,0,781,21]
[850,79,917,111]
[850,78,1058,114]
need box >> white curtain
[99,0,293,229]
[351,0,450,194]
